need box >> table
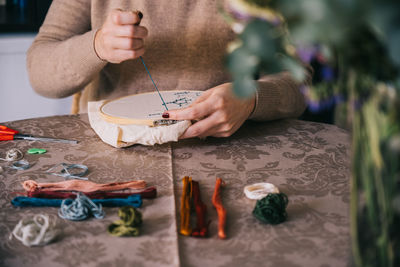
[0,115,351,267]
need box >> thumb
[112,9,143,25]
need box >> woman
[27,0,308,139]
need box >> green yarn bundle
[108,206,142,237]
[252,193,288,224]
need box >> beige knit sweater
[27,0,309,120]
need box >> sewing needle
[139,56,169,111]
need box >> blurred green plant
[223,0,400,266]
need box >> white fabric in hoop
[88,100,191,147]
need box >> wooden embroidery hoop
[99,90,202,126]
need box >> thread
[45,163,89,180]
[212,178,227,239]
[22,179,147,193]
[25,186,157,199]
[244,182,280,200]
[0,149,24,161]
[191,180,209,238]
[58,193,105,221]
[139,56,168,111]
[252,193,288,224]
[108,206,142,237]
[11,160,31,170]
[180,176,192,236]
[10,214,58,247]
[12,194,142,208]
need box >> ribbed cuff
[70,29,108,76]
[249,79,281,121]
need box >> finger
[110,37,144,50]
[191,90,211,105]
[180,113,220,139]
[112,47,145,62]
[112,10,142,25]
[112,25,148,38]
[212,123,240,138]
[167,99,214,121]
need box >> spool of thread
[10,214,59,247]
[244,182,279,200]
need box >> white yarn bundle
[0,149,23,161]
[244,182,280,200]
[10,214,59,247]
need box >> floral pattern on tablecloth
[0,116,351,267]
[173,120,351,267]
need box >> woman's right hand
[94,10,148,63]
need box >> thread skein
[179,176,192,236]
[10,214,59,247]
[252,193,289,224]
[11,194,142,208]
[0,149,23,161]
[58,193,105,221]
[25,186,157,199]
[244,182,279,200]
[22,179,147,193]
[108,206,143,237]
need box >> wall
[0,33,71,123]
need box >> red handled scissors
[0,125,78,144]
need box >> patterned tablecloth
[0,115,351,267]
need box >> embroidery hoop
[99,90,202,126]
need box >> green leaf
[227,46,260,75]
[388,29,400,66]
[280,56,306,82]
[240,19,278,61]
[233,75,257,98]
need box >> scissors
[0,125,78,144]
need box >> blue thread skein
[12,194,142,208]
[58,193,104,221]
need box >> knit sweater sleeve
[26,0,107,99]
[248,65,312,121]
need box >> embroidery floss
[11,160,31,170]
[212,178,227,239]
[26,186,157,199]
[180,176,192,236]
[0,148,24,161]
[244,182,280,200]
[12,194,142,208]
[45,163,89,180]
[10,214,58,247]
[22,179,147,193]
[191,180,209,238]
[252,193,289,224]
[58,193,105,221]
[108,206,143,237]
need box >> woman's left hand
[165,83,256,139]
